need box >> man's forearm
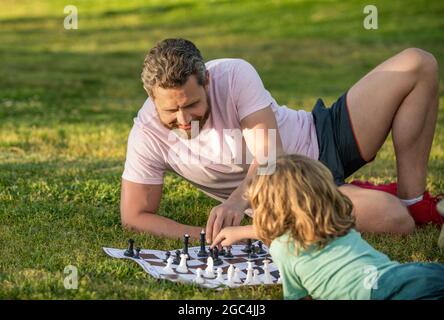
[122,212,202,240]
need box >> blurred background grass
[0,0,443,299]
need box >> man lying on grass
[120,38,443,242]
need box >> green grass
[0,0,443,299]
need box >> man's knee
[401,47,439,76]
[377,192,415,235]
[388,209,415,235]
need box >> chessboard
[103,242,281,290]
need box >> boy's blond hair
[248,154,355,249]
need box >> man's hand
[211,225,257,248]
[205,200,245,244]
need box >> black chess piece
[124,239,135,257]
[197,230,208,258]
[219,247,226,256]
[256,241,267,255]
[163,251,171,263]
[241,239,252,253]
[213,247,223,266]
[208,247,214,259]
[134,247,141,259]
[249,245,258,259]
[224,247,234,258]
[173,250,181,265]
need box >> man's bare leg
[343,48,439,234]
[339,185,414,235]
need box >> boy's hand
[206,200,245,244]
[211,225,255,248]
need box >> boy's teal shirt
[269,229,399,300]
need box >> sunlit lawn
[0,0,443,299]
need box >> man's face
[153,74,211,139]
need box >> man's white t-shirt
[122,59,319,202]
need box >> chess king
[120,38,443,243]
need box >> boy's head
[248,154,355,249]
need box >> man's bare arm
[120,179,202,240]
[228,105,284,206]
[206,106,285,243]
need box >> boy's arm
[210,225,258,248]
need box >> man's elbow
[120,209,139,231]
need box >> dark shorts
[312,91,371,186]
[371,263,444,300]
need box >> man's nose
[177,109,192,125]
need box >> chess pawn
[215,267,224,283]
[252,269,261,285]
[243,262,254,285]
[194,268,205,284]
[173,250,181,265]
[233,267,242,283]
[205,257,215,278]
[176,254,188,273]
[163,251,171,263]
[226,264,235,286]
[262,259,273,284]
[163,256,175,275]
[224,247,234,259]
[242,239,252,253]
[227,264,235,279]
[256,241,267,255]
[249,245,258,259]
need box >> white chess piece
[193,268,205,284]
[243,262,254,285]
[215,267,224,283]
[277,277,282,284]
[252,269,261,284]
[233,267,242,283]
[205,256,215,278]
[227,264,234,279]
[176,254,188,273]
[162,256,175,274]
[226,264,235,286]
[262,259,273,284]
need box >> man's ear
[204,70,210,88]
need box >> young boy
[211,154,444,300]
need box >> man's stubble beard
[167,95,212,140]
